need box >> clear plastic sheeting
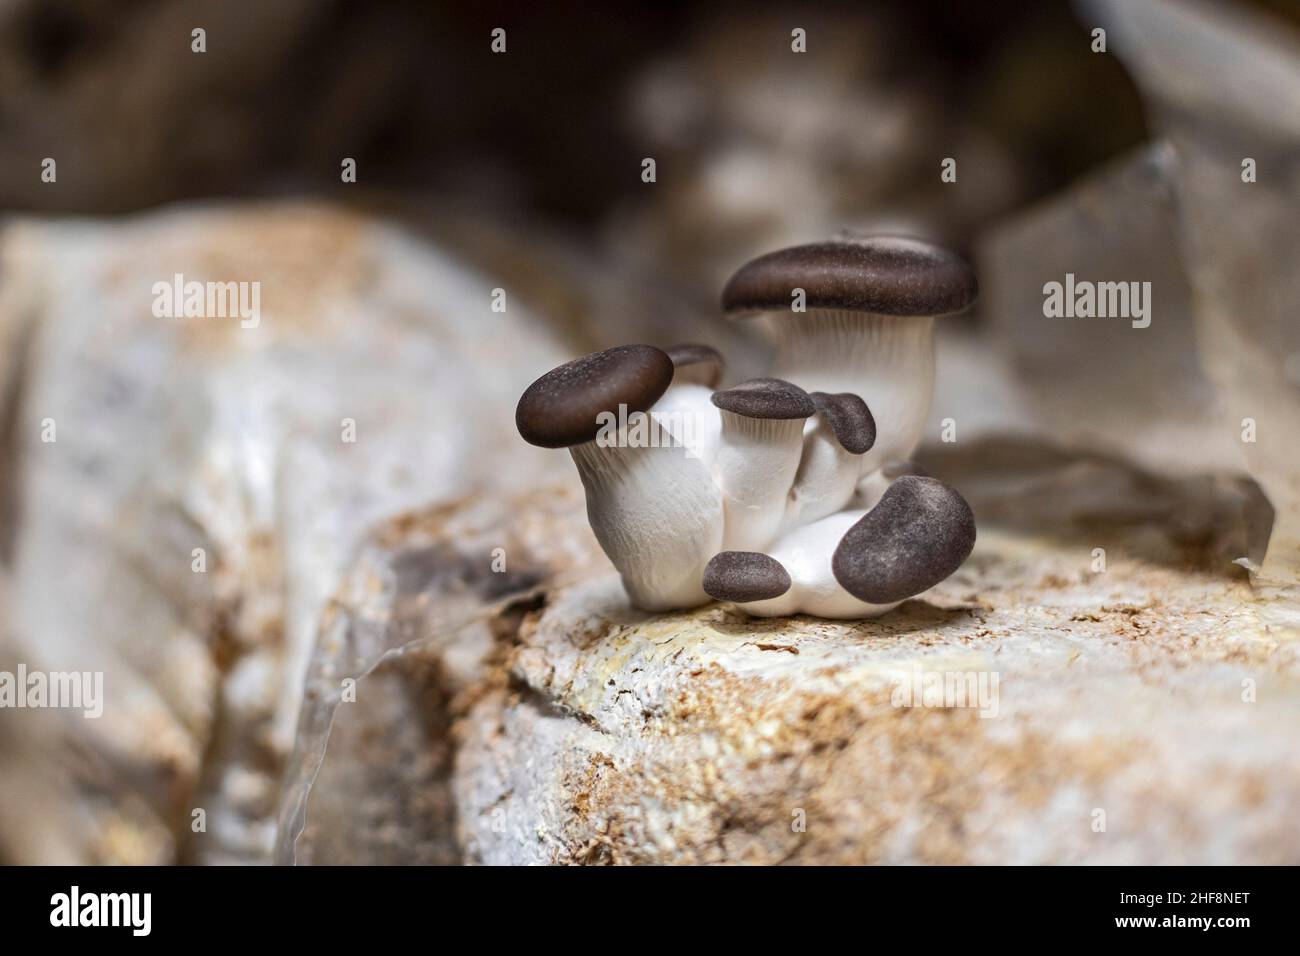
[978,143,1240,477]
[1083,0,1300,613]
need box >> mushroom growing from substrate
[710,377,815,551]
[703,476,976,619]
[786,390,876,528]
[514,234,980,620]
[664,342,724,389]
[721,235,978,482]
[515,344,722,611]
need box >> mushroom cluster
[515,235,979,619]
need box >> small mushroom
[663,343,724,388]
[712,509,901,619]
[516,344,723,610]
[721,235,977,479]
[786,391,876,528]
[702,551,792,604]
[710,377,815,551]
[651,343,725,467]
[706,473,975,619]
[832,475,976,604]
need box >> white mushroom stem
[762,310,934,477]
[855,459,926,511]
[650,381,721,469]
[855,467,892,511]
[785,415,862,529]
[713,410,805,552]
[737,510,900,619]
[570,420,722,611]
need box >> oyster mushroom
[710,377,814,551]
[663,342,724,388]
[704,474,976,619]
[651,343,725,467]
[786,390,876,528]
[515,344,723,611]
[702,550,792,605]
[832,475,976,605]
[704,510,897,619]
[721,235,977,479]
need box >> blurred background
[0,0,1297,864]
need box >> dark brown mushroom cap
[711,377,814,420]
[810,392,875,454]
[515,345,674,448]
[703,551,792,603]
[832,476,976,604]
[721,236,978,317]
[665,343,724,388]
